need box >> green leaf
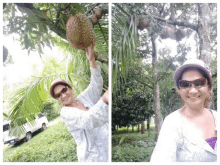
[24,34,29,49]
[119,136,125,145]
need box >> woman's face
[53,84,75,106]
[177,70,211,109]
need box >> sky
[141,31,198,66]
[3,34,65,88]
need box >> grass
[3,121,78,162]
[3,121,157,162]
[112,125,156,162]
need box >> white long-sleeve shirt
[60,65,109,162]
[150,110,217,162]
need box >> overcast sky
[3,34,64,88]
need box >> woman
[49,43,109,162]
[150,59,217,162]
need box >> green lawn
[3,121,78,162]
[112,125,156,162]
[4,121,156,162]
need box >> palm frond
[112,4,139,97]
[8,71,90,137]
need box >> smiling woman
[49,43,109,162]
[177,70,211,111]
[150,59,217,162]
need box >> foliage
[7,60,91,137]
[3,3,109,58]
[41,101,61,121]
[112,92,154,129]
[112,3,139,95]
[3,121,78,162]
[112,131,156,162]
[212,76,217,110]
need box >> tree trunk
[141,121,145,134]
[132,125,134,132]
[147,116,150,130]
[138,123,140,132]
[151,35,163,141]
[198,3,211,66]
[198,4,214,109]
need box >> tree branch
[135,78,153,90]
[15,3,67,39]
[98,22,108,46]
[85,3,100,14]
[152,15,198,31]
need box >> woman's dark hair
[176,66,212,89]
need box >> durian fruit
[91,14,98,25]
[91,5,108,26]
[160,25,176,40]
[175,29,185,41]
[94,6,102,19]
[137,15,150,30]
[66,13,96,50]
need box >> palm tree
[3,3,109,136]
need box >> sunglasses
[179,78,207,89]
[54,86,68,99]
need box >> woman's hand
[85,41,97,69]
[102,89,109,105]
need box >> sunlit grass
[112,123,156,162]
[3,121,78,162]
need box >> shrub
[3,121,78,162]
[112,131,156,162]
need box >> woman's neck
[64,100,88,111]
[63,99,77,107]
[180,104,206,119]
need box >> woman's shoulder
[164,110,181,121]
[60,106,81,117]
[162,110,183,130]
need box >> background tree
[112,89,154,132]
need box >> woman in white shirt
[49,43,109,162]
[150,59,217,162]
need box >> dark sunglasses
[54,86,68,99]
[179,78,207,89]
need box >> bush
[112,131,156,162]
[112,144,154,162]
[41,100,61,121]
[3,121,78,162]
